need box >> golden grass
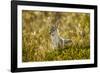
[22,10,90,62]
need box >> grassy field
[22,10,90,62]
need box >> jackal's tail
[64,39,72,44]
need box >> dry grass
[22,10,90,62]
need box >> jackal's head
[49,25,57,35]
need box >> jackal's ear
[55,19,60,29]
[54,25,57,29]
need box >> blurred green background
[22,10,90,62]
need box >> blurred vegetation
[22,10,90,62]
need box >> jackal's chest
[51,34,60,48]
[51,35,59,43]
